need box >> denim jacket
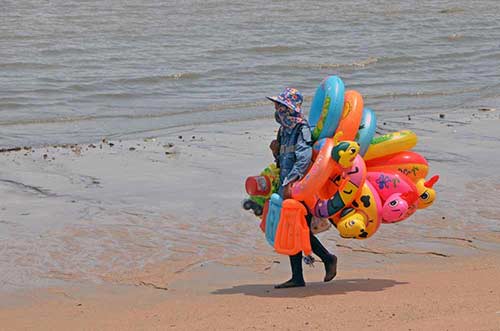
[276,122,313,197]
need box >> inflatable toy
[265,193,283,246]
[259,200,269,233]
[243,163,280,216]
[332,181,382,239]
[244,75,439,246]
[366,170,419,223]
[273,199,311,256]
[314,153,366,218]
[311,137,327,160]
[334,90,364,141]
[364,130,417,161]
[309,76,345,141]
[331,180,382,238]
[291,136,336,205]
[415,175,439,209]
[355,108,377,156]
[366,151,429,182]
[292,133,361,211]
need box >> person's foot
[274,278,305,289]
[324,254,337,282]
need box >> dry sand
[1,255,499,331]
[1,107,499,330]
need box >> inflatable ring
[364,130,417,161]
[366,151,429,182]
[291,137,336,202]
[334,90,364,141]
[356,107,377,156]
[309,76,345,141]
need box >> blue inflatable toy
[356,107,377,156]
[265,193,283,246]
[308,76,345,141]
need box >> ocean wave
[0,101,68,111]
[0,34,38,41]
[0,99,270,127]
[438,7,465,14]
[0,62,66,70]
[288,57,379,70]
[377,50,483,65]
[87,92,138,100]
[477,51,500,61]
[247,45,293,54]
[39,47,91,56]
[366,87,483,100]
[208,44,303,56]
[0,102,27,110]
[109,73,202,85]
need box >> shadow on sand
[212,278,407,298]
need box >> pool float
[243,163,280,216]
[314,153,366,218]
[265,193,283,246]
[334,90,364,141]
[364,130,417,161]
[366,151,429,182]
[415,175,439,209]
[366,170,419,223]
[244,75,441,245]
[259,200,270,233]
[331,180,382,239]
[311,137,327,160]
[291,136,336,208]
[292,133,360,211]
[273,199,311,256]
[309,76,345,141]
[355,108,377,156]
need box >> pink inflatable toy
[366,170,419,223]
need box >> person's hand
[283,183,293,199]
[269,139,279,157]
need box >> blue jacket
[276,122,313,197]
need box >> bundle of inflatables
[243,75,439,256]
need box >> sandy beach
[1,255,499,331]
[1,107,500,330]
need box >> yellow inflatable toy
[364,130,417,161]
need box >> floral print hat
[266,87,303,113]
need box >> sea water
[1,0,499,147]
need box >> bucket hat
[266,87,303,113]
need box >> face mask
[275,110,295,128]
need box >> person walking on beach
[267,88,338,289]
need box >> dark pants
[289,214,332,282]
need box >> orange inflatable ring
[291,137,336,202]
[334,90,364,141]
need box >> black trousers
[289,214,332,282]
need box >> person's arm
[282,126,312,187]
[270,128,281,166]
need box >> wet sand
[1,107,499,330]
